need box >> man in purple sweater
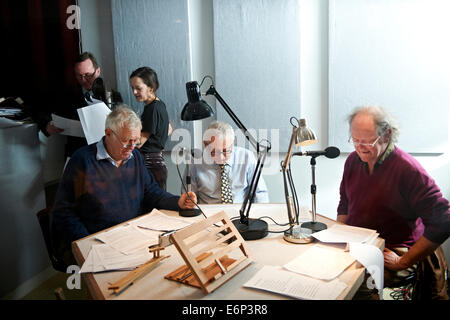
[337,106,449,299]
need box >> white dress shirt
[183,146,269,204]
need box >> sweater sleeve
[51,154,90,243]
[403,164,450,245]
[337,157,351,216]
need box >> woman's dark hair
[130,67,159,91]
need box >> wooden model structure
[108,246,169,295]
[165,211,253,294]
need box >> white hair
[204,121,235,144]
[347,105,400,143]
[105,104,142,132]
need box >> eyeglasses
[210,148,233,157]
[76,68,97,81]
[111,130,141,148]
[348,136,381,148]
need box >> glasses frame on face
[348,135,381,148]
[111,130,141,149]
[210,148,233,157]
[76,68,97,81]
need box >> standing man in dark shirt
[34,52,105,158]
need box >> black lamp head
[181,81,215,121]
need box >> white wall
[78,0,117,89]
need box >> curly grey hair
[347,105,400,143]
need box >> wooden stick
[108,248,170,295]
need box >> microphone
[293,146,340,159]
[179,147,202,217]
[92,77,106,102]
[92,77,115,109]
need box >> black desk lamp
[181,77,271,240]
[281,118,318,243]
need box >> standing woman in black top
[129,67,169,190]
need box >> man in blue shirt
[51,106,197,265]
[183,121,269,204]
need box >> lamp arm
[281,125,298,172]
[206,85,259,152]
[239,147,269,224]
[281,126,301,226]
[204,84,271,226]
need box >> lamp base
[179,208,202,217]
[283,226,314,244]
[301,221,327,233]
[232,218,268,240]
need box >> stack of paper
[284,245,355,281]
[80,244,152,273]
[80,210,195,273]
[95,224,160,255]
[244,265,348,300]
[311,224,379,244]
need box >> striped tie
[220,164,233,204]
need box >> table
[72,203,384,300]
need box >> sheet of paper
[51,114,85,137]
[132,209,194,232]
[95,224,160,255]
[284,245,355,281]
[311,224,377,244]
[80,244,105,273]
[349,242,384,299]
[80,244,152,273]
[244,265,348,300]
[77,102,111,144]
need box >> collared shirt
[358,141,395,173]
[82,88,103,106]
[184,146,269,204]
[96,137,133,168]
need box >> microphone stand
[300,156,327,232]
[179,149,202,217]
[205,85,271,240]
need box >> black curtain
[0,0,80,104]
